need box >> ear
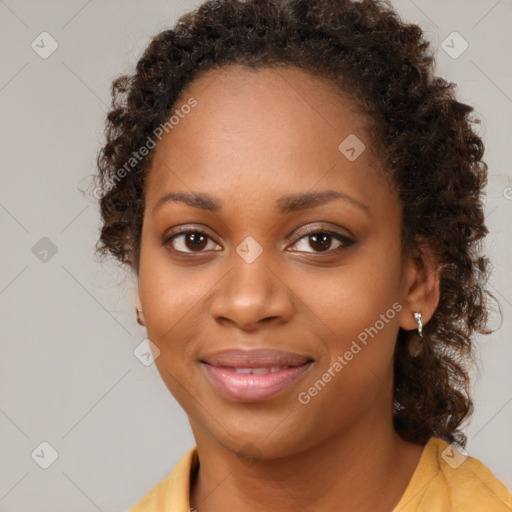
[398,238,440,332]
[135,292,146,326]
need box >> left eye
[291,230,355,253]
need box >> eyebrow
[151,189,370,216]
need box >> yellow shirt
[127,437,512,511]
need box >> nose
[209,252,294,331]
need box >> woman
[93,0,512,510]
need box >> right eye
[164,229,222,254]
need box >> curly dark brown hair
[91,0,497,447]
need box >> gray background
[1,1,511,510]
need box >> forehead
[144,64,388,206]
[155,63,370,146]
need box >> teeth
[234,366,287,374]
[251,368,269,374]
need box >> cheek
[308,252,401,330]
[292,265,402,423]
[138,257,207,405]
[138,248,230,383]
[301,245,403,375]
[139,261,204,343]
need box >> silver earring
[413,312,423,337]
[135,308,145,326]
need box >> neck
[189,411,425,512]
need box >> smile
[200,348,314,402]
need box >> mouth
[200,348,314,402]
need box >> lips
[202,348,311,368]
[200,348,314,402]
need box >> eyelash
[162,225,355,256]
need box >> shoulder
[126,446,198,512]
[395,437,512,512]
[434,437,511,511]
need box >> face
[137,65,417,459]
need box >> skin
[135,64,440,512]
